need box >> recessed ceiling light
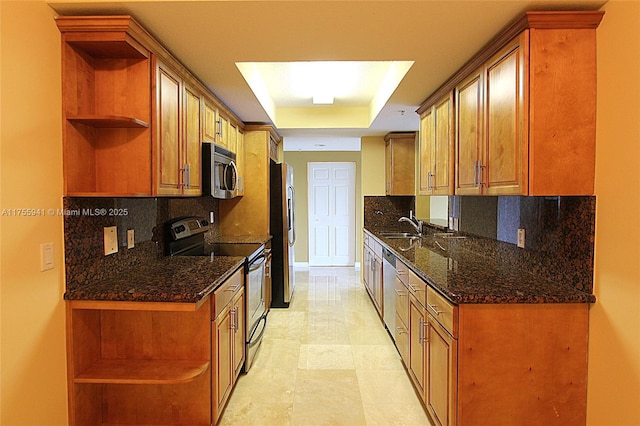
[236,60,414,129]
[312,94,334,105]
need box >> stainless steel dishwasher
[382,247,397,341]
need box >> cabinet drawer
[373,239,383,258]
[407,269,427,308]
[395,276,409,327]
[396,260,409,285]
[212,267,243,319]
[426,286,457,337]
[395,313,410,364]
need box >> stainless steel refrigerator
[270,161,296,307]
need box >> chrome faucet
[398,210,423,236]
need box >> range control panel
[169,217,209,241]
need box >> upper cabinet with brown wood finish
[57,15,243,197]
[385,132,416,196]
[418,11,604,196]
[418,93,454,196]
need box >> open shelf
[67,115,149,128]
[75,359,209,385]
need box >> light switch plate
[517,228,525,249]
[127,229,135,249]
[40,242,54,271]
[104,226,118,255]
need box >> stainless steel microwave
[202,143,239,199]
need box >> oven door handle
[248,254,266,271]
[247,314,267,347]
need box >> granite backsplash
[364,195,596,294]
[364,196,416,231]
[63,196,220,291]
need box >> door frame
[307,161,356,266]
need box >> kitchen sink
[379,232,420,239]
[433,233,466,239]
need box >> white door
[308,162,356,266]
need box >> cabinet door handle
[396,327,407,335]
[424,319,430,343]
[181,164,190,189]
[427,302,442,315]
[216,117,224,140]
[473,160,478,187]
[419,317,424,343]
[265,262,271,278]
[394,289,406,296]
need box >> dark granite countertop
[64,255,245,304]
[365,228,595,305]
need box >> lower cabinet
[363,233,383,317]
[65,267,246,426]
[423,285,458,426]
[212,267,245,424]
[394,274,409,364]
[409,294,427,400]
[65,301,212,425]
[426,313,457,426]
[367,236,590,426]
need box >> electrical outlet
[103,226,118,255]
[40,242,54,271]
[517,228,525,249]
[127,229,135,249]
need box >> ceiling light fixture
[312,94,334,105]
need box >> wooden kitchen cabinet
[454,35,526,196]
[217,112,231,150]
[363,235,372,295]
[409,295,427,400]
[155,59,182,195]
[371,240,384,317]
[57,15,242,197]
[419,94,454,195]
[372,235,590,425]
[425,286,458,426]
[426,314,457,426]
[65,300,212,425]
[454,66,484,195]
[212,267,245,423]
[154,58,202,196]
[219,125,281,236]
[362,232,383,318]
[57,17,153,196]
[419,11,604,196]
[203,99,218,143]
[384,132,416,196]
[394,261,410,363]
[183,85,203,195]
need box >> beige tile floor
[219,267,433,426]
